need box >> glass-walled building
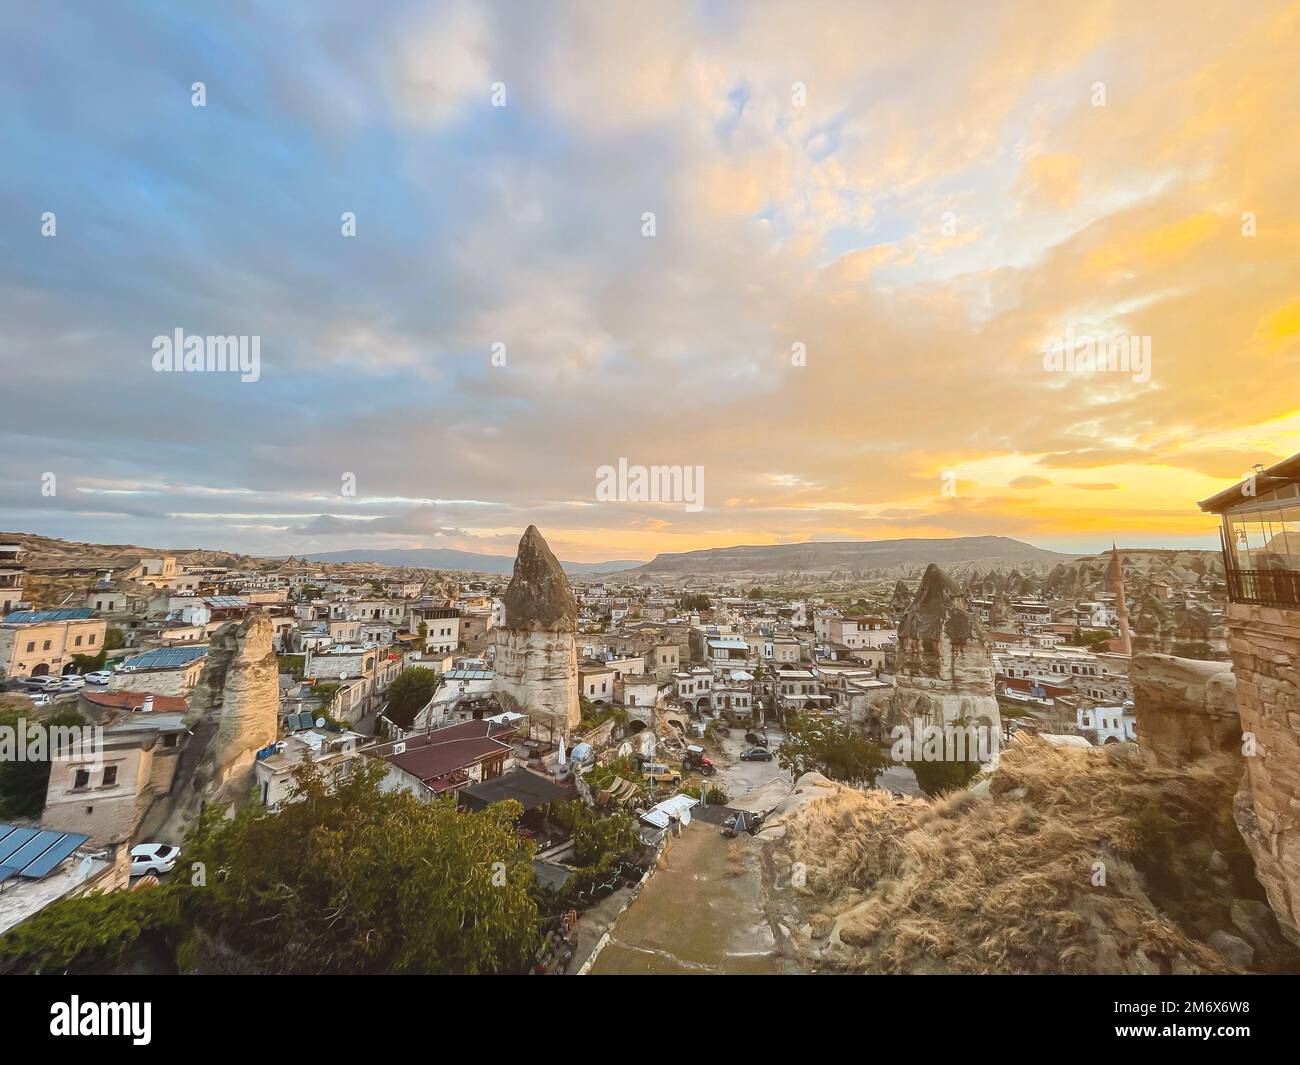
[1200,454,1300,608]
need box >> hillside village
[1,453,1298,975]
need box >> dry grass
[777,738,1259,974]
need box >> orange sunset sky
[3,1,1297,561]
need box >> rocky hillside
[761,739,1298,974]
[0,531,262,609]
[1042,548,1223,600]
[634,536,1074,577]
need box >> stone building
[0,609,107,679]
[1200,454,1300,943]
[492,526,580,742]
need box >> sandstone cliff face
[1224,603,1300,944]
[1131,654,1239,766]
[888,563,1000,732]
[493,527,580,738]
[157,613,279,838]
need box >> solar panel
[122,645,209,670]
[0,825,89,881]
[21,832,89,879]
[0,826,38,864]
[5,832,65,872]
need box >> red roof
[368,720,516,790]
[81,690,189,713]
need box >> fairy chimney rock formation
[159,612,279,838]
[494,526,580,740]
[888,563,1001,731]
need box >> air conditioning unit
[393,742,407,755]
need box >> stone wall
[1225,603,1300,944]
[1130,653,1239,767]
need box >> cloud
[0,0,1296,559]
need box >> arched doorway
[30,663,50,677]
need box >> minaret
[1108,542,1132,656]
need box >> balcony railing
[1226,567,1300,609]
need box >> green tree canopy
[384,666,439,728]
[777,710,886,788]
[0,705,85,818]
[1,759,540,975]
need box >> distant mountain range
[298,548,646,575]
[633,536,1074,575]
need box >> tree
[777,710,886,787]
[908,756,982,798]
[384,666,439,728]
[1,760,540,975]
[0,706,85,818]
[569,805,640,867]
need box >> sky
[1,0,1297,562]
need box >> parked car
[129,843,180,877]
[744,731,769,748]
[740,747,773,762]
[84,670,114,685]
[642,762,682,786]
[58,675,86,692]
[22,676,61,692]
[28,693,54,707]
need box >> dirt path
[589,820,799,974]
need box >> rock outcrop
[155,613,279,838]
[759,743,1300,973]
[493,526,580,741]
[1224,602,1300,944]
[886,563,1000,734]
[1131,654,1239,766]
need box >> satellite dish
[340,672,348,680]
[315,717,325,728]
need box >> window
[43,640,51,651]
[102,766,118,787]
[25,641,34,653]
[75,635,83,647]
[74,769,90,790]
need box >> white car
[84,670,113,685]
[22,676,61,692]
[58,675,86,692]
[129,843,180,877]
[28,693,54,707]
